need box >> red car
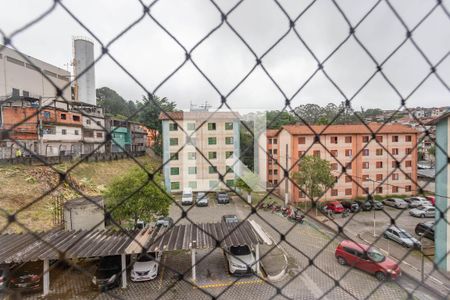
[324,201,345,213]
[335,240,401,281]
[425,196,435,206]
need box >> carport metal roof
[0,221,265,264]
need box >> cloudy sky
[1,0,449,111]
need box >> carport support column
[43,259,49,296]
[121,254,127,289]
[191,249,196,281]
[255,244,261,275]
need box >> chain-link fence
[0,0,449,299]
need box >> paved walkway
[260,243,288,281]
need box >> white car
[225,245,256,275]
[181,188,193,205]
[407,197,430,208]
[382,198,408,209]
[409,206,436,218]
[131,252,161,282]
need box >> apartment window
[268,139,273,144]
[406,172,412,179]
[268,169,272,175]
[362,149,369,156]
[331,163,338,171]
[73,115,80,122]
[188,152,196,160]
[273,169,278,175]
[376,187,383,194]
[12,88,20,97]
[331,189,338,196]
[330,150,338,158]
[225,122,233,130]
[392,135,399,142]
[273,149,278,155]
[392,148,399,155]
[362,175,369,181]
[225,151,233,159]
[170,167,180,175]
[23,90,30,97]
[208,137,217,145]
[169,123,178,131]
[362,162,369,169]
[74,130,79,136]
[299,191,305,198]
[61,113,67,120]
[188,181,197,189]
[313,150,320,157]
[171,182,180,190]
[187,123,196,130]
[208,123,216,130]
[7,56,24,66]
[330,136,338,144]
[272,138,278,144]
[170,138,178,146]
[376,174,383,181]
[208,151,217,159]
[86,119,91,125]
[208,166,217,174]
[392,161,398,168]
[96,121,101,126]
[226,166,234,173]
[392,186,399,193]
[225,137,234,144]
[362,136,369,143]
[170,152,179,160]
[376,135,383,142]
[392,173,399,180]
[298,151,304,158]
[376,149,383,156]
[346,162,352,170]
[345,188,352,196]
[405,185,412,192]
[274,179,278,185]
[376,161,383,168]
[345,136,352,143]
[345,149,352,157]
[188,167,197,175]
[406,148,412,155]
[405,160,412,168]
[226,179,234,186]
[209,180,218,188]
[62,129,67,135]
[405,135,412,142]
[345,176,352,183]
[298,137,306,144]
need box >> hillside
[0,155,159,233]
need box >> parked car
[181,188,193,205]
[425,196,435,206]
[356,200,372,211]
[335,240,401,281]
[196,192,209,207]
[134,220,146,230]
[382,198,408,209]
[407,197,430,208]
[340,201,359,213]
[415,222,435,241]
[383,226,421,248]
[9,262,42,293]
[217,192,230,204]
[225,245,256,276]
[92,256,121,291]
[222,215,239,224]
[155,216,173,228]
[409,206,435,218]
[131,252,161,282]
[372,201,383,210]
[323,201,345,214]
[0,265,9,293]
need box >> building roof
[63,196,103,209]
[266,129,281,137]
[281,123,418,136]
[159,111,240,121]
[427,111,450,125]
[159,111,184,120]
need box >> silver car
[407,197,430,208]
[409,206,435,218]
[382,198,408,209]
[383,226,421,248]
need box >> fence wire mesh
[0,0,449,299]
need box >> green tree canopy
[96,87,138,119]
[103,167,171,226]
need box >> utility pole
[38,96,44,157]
[284,143,288,206]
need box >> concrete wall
[64,202,105,231]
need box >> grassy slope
[0,156,158,233]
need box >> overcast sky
[1,0,449,111]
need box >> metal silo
[73,37,96,105]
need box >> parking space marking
[194,278,264,289]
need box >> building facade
[259,123,419,202]
[160,111,240,193]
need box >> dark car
[340,201,359,213]
[0,264,10,292]
[372,201,384,210]
[217,192,230,204]
[9,262,42,293]
[155,216,174,228]
[92,256,121,292]
[356,200,372,211]
[222,215,239,224]
[415,222,435,241]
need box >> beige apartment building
[259,123,419,202]
[160,111,240,193]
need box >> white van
[181,188,193,205]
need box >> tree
[96,87,138,119]
[266,110,297,129]
[292,155,335,214]
[103,167,171,227]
